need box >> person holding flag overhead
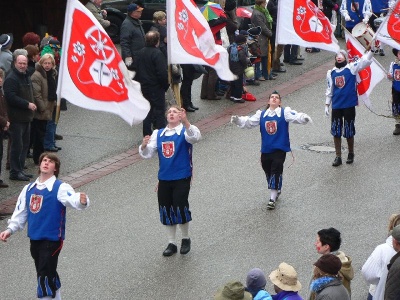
[325,49,373,167]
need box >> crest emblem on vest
[162,141,175,158]
[29,194,43,214]
[265,120,277,135]
[395,69,400,81]
[335,76,345,88]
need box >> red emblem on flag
[265,121,277,135]
[68,9,128,102]
[346,40,371,95]
[162,142,175,158]
[175,0,220,66]
[293,0,334,43]
[335,76,345,88]
[388,3,400,45]
[29,194,43,214]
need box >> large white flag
[276,0,339,53]
[57,0,150,126]
[167,0,236,81]
[376,0,400,50]
[345,31,386,108]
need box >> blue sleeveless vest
[260,108,290,153]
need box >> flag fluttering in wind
[167,0,236,81]
[276,0,339,53]
[375,0,400,50]
[57,0,150,126]
[345,30,386,108]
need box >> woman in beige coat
[31,53,57,164]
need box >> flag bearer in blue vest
[0,152,90,300]
[387,48,400,135]
[231,91,312,210]
[139,105,201,257]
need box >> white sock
[54,289,61,300]
[178,223,190,239]
[270,189,278,201]
[166,225,177,245]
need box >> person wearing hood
[310,254,350,300]
[362,214,400,300]
[325,49,373,166]
[269,263,303,300]
[245,268,273,300]
[307,227,354,300]
[0,33,13,75]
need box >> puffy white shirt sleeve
[326,69,333,106]
[340,0,350,19]
[363,0,372,19]
[349,51,373,75]
[234,110,262,128]
[283,107,310,124]
[7,176,89,234]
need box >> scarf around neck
[254,5,273,29]
[310,276,335,293]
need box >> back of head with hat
[314,254,342,276]
[269,262,302,292]
[392,224,400,243]
[246,268,267,294]
[234,34,247,45]
[214,281,252,300]
[0,33,13,51]
[127,3,144,13]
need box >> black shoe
[180,238,191,254]
[56,146,62,150]
[267,200,276,210]
[272,67,286,73]
[289,61,303,65]
[55,134,63,140]
[216,91,225,96]
[346,153,354,164]
[22,172,33,178]
[9,172,30,181]
[271,72,278,76]
[45,147,59,152]
[189,104,199,110]
[162,243,177,257]
[268,75,277,80]
[283,60,289,63]
[183,106,196,112]
[332,156,342,167]
[0,180,9,188]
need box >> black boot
[180,238,191,254]
[346,153,354,164]
[332,156,342,167]
[162,243,177,257]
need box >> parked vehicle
[101,0,254,44]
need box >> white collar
[159,123,183,136]
[28,175,57,191]
[263,107,281,118]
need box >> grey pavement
[1,43,399,299]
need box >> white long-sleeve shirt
[234,106,311,129]
[361,236,396,300]
[139,123,201,159]
[7,175,90,234]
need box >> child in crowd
[246,268,273,300]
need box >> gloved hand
[345,15,351,22]
[125,57,133,67]
[324,105,330,117]
[363,17,369,24]
[231,115,240,125]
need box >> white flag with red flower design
[57,0,150,126]
[345,31,386,108]
[276,0,340,52]
[376,0,400,49]
[167,0,236,81]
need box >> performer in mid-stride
[231,91,312,210]
[0,152,90,300]
[139,105,201,256]
[325,49,373,166]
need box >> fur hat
[0,33,13,50]
[127,3,144,12]
[314,254,342,275]
[269,262,302,292]
[246,268,267,293]
[234,34,247,45]
[214,281,252,300]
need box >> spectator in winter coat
[246,268,273,300]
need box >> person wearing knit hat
[214,281,252,300]
[385,224,400,299]
[269,262,303,300]
[231,91,312,210]
[245,268,272,299]
[0,33,14,75]
[310,254,350,300]
[387,48,400,135]
[325,48,374,167]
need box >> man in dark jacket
[4,51,37,181]
[134,31,169,137]
[385,225,400,300]
[120,3,145,70]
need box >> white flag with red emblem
[276,0,339,52]
[345,30,386,108]
[166,0,236,81]
[376,0,400,49]
[57,0,150,126]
